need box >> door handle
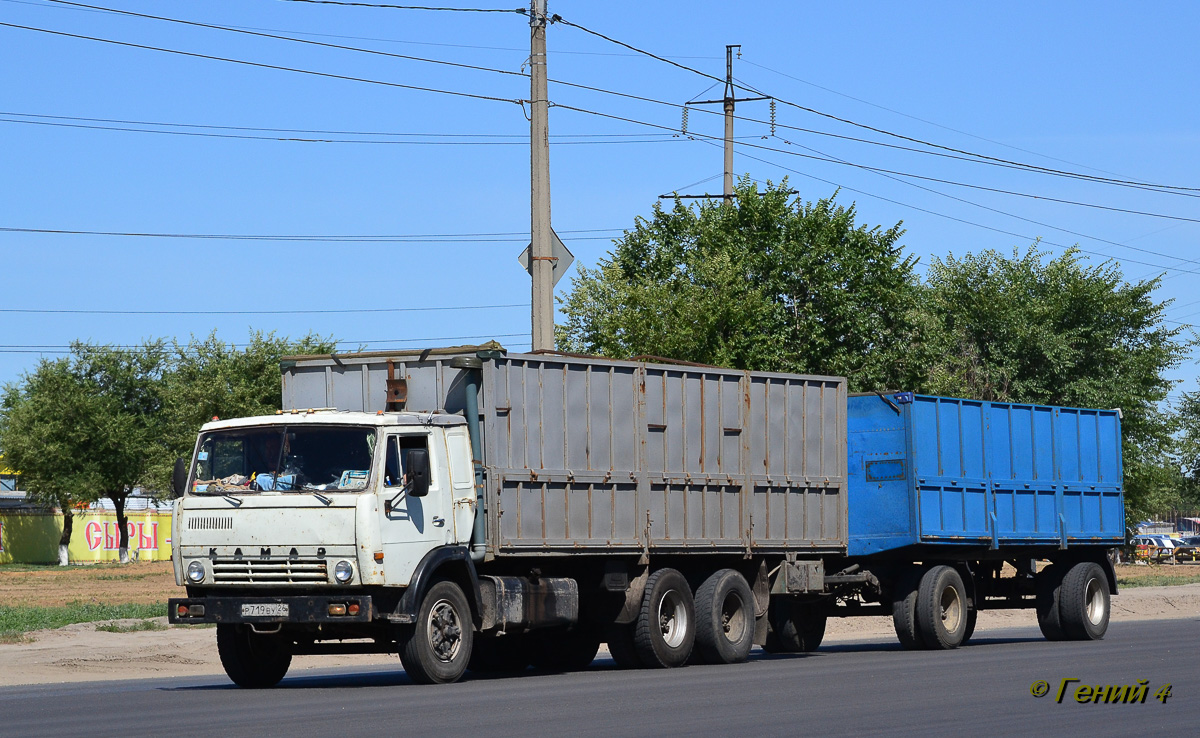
[432,517,445,527]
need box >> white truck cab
[172,409,478,592]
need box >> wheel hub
[658,590,689,648]
[427,599,462,662]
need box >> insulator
[769,99,776,136]
[681,106,689,135]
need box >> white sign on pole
[518,229,575,286]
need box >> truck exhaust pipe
[451,356,487,562]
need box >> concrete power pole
[529,0,554,351]
[683,45,768,203]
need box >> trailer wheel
[216,624,292,688]
[916,565,968,649]
[633,568,695,668]
[693,569,755,664]
[1036,564,1067,641]
[762,598,827,654]
[528,627,601,672]
[604,624,642,669]
[468,634,529,674]
[891,566,926,650]
[1059,562,1110,641]
[399,579,474,684]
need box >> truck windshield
[191,426,377,494]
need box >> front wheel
[399,579,474,684]
[1060,562,1110,641]
[216,624,292,688]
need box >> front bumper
[167,595,374,625]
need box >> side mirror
[407,449,431,498]
[171,458,188,498]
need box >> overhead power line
[553,102,1200,227]
[0,116,678,145]
[0,21,522,105]
[0,304,526,316]
[737,57,1138,182]
[0,226,623,242]
[276,0,522,11]
[554,15,1200,195]
[0,333,529,354]
[46,1,526,78]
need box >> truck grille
[211,558,328,584]
[188,516,233,530]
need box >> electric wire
[554,15,1200,194]
[0,226,623,242]
[0,304,527,316]
[0,21,523,105]
[276,0,522,11]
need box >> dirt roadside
[1,579,1197,687]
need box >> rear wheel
[891,566,926,650]
[216,624,292,688]
[398,579,473,684]
[915,565,968,650]
[693,569,755,664]
[633,568,695,668]
[1059,562,1110,641]
[1036,564,1067,641]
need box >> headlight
[334,560,354,584]
[186,560,206,584]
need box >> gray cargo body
[281,348,848,557]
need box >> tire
[528,627,601,672]
[891,566,926,650]
[693,569,756,664]
[1059,562,1110,641]
[605,624,642,669]
[398,579,474,684]
[467,634,528,674]
[633,568,695,668]
[1036,564,1067,641]
[762,598,826,654]
[916,565,968,650]
[216,624,292,688]
[962,606,978,645]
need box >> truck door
[378,433,451,584]
[443,427,477,543]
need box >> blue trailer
[805,392,1123,650]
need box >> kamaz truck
[168,346,1123,686]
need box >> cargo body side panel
[846,394,1124,556]
[282,350,849,556]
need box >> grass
[0,562,128,573]
[0,602,165,637]
[1117,570,1200,588]
[94,619,167,633]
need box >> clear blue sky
[1,0,1197,400]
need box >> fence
[0,507,173,564]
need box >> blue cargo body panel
[847,393,1124,557]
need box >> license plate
[241,603,288,618]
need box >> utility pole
[529,0,554,351]
[673,45,769,203]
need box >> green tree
[0,359,106,564]
[150,331,336,492]
[557,180,929,390]
[921,246,1191,523]
[69,341,169,563]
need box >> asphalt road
[2,618,1197,737]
